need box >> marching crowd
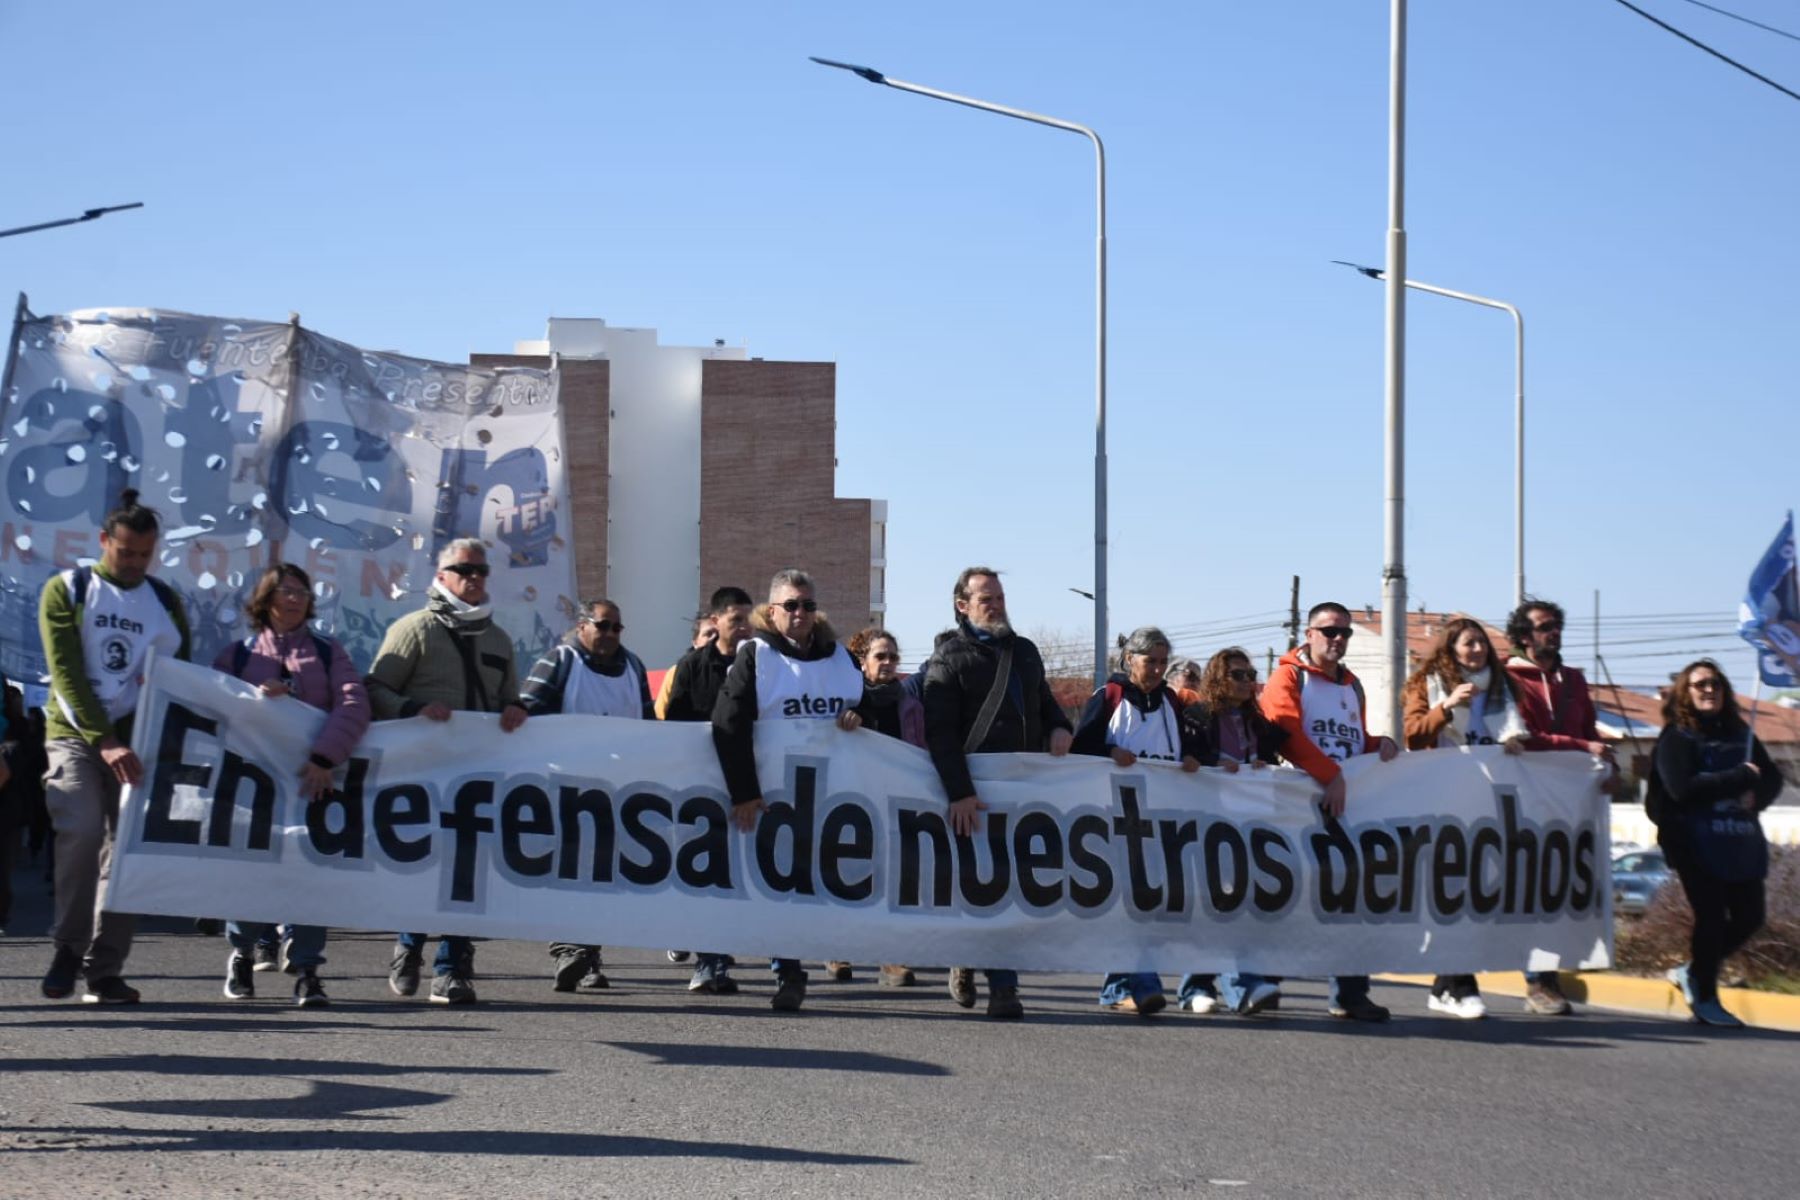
[10,490,1783,1030]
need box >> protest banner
[109,657,1615,975]
[0,304,576,683]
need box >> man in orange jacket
[1259,600,1400,1022]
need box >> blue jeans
[697,953,734,972]
[984,969,1018,989]
[398,932,474,976]
[1098,971,1163,1005]
[227,921,326,969]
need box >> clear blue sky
[3,2,1793,691]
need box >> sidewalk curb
[1379,971,1800,1032]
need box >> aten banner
[109,658,1615,975]
[0,305,575,683]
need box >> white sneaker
[1237,980,1281,1016]
[1427,991,1488,1020]
[1183,991,1219,1014]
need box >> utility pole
[1593,589,1600,678]
[1285,575,1302,649]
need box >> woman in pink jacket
[212,563,371,1007]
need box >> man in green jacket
[39,489,190,1004]
[365,537,526,1005]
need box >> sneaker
[986,985,1025,1020]
[770,970,808,1012]
[1524,976,1572,1016]
[41,946,82,1000]
[552,952,589,993]
[1107,993,1167,1017]
[388,945,423,997]
[667,950,691,963]
[223,952,255,1000]
[280,938,297,976]
[1427,991,1487,1020]
[879,964,916,988]
[1691,998,1745,1029]
[252,941,280,972]
[294,970,329,1009]
[687,960,719,993]
[82,977,141,1005]
[1329,995,1391,1023]
[1181,986,1220,1014]
[825,961,853,982]
[948,967,978,1009]
[1236,981,1281,1017]
[1667,963,1697,1010]
[430,972,477,1005]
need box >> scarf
[1426,666,1527,748]
[428,581,493,635]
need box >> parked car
[1613,848,1672,917]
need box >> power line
[1676,0,1800,44]
[1609,0,1800,103]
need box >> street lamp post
[811,57,1111,686]
[0,202,143,240]
[1382,0,1409,744]
[1338,262,1525,608]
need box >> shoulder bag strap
[963,638,1016,756]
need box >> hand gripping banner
[110,658,1615,975]
[0,306,575,683]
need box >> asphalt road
[1,865,1795,1199]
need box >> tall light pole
[1382,0,1409,742]
[1337,261,1525,608]
[811,57,1111,686]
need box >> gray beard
[970,616,1013,639]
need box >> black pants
[1663,836,1765,1004]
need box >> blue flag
[1738,512,1800,687]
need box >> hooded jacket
[1504,654,1598,752]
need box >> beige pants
[46,739,136,981]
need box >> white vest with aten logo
[752,637,863,721]
[1107,695,1180,761]
[59,567,184,729]
[559,646,644,719]
[1299,667,1366,763]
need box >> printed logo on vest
[783,695,848,718]
[101,637,132,674]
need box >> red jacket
[1504,654,1598,752]
[1258,648,1375,785]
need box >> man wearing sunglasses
[1503,597,1615,1016]
[366,537,528,1006]
[522,598,653,994]
[1260,601,1400,1023]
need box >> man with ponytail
[38,489,190,1004]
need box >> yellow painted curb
[1379,971,1800,1032]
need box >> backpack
[70,564,182,621]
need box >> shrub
[1615,846,1800,987]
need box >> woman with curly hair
[1647,660,1784,1028]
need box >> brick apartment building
[474,319,885,667]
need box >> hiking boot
[552,951,589,993]
[82,977,141,1005]
[388,944,423,997]
[1524,976,1572,1016]
[948,967,978,1009]
[223,952,255,1000]
[1329,995,1391,1023]
[580,967,610,989]
[986,985,1024,1020]
[42,946,82,1000]
[295,969,330,1009]
[1107,993,1166,1017]
[430,973,477,1005]
[879,964,916,988]
[252,941,280,972]
[825,961,853,982]
[770,970,808,1012]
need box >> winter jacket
[1503,654,1600,752]
[856,680,927,748]
[213,627,371,767]
[711,628,861,805]
[1181,701,1286,768]
[663,642,739,724]
[520,640,653,718]
[1258,647,1376,786]
[1645,717,1784,830]
[922,621,1072,802]
[364,608,520,719]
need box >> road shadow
[605,1040,951,1075]
[0,1010,489,1035]
[85,1079,449,1121]
[0,1124,909,1164]
[0,1053,550,1079]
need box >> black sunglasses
[1310,626,1353,641]
[583,618,623,633]
[1532,621,1562,634]
[779,598,819,613]
[1228,668,1258,682]
[443,562,490,579]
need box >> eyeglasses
[1228,668,1258,682]
[443,562,490,579]
[1532,621,1562,634]
[779,598,819,613]
[1310,626,1353,641]
[870,652,900,662]
[584,618,623,634]
[274,584,309,599]
[1690,677,1722,692]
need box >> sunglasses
[870,652,900,662]
[1532,621,1562,634]
[1310,626,1353,641]
[779,598,819,613]
[443,562,490,579]
[584,618,623,633]
[1228,668,1258,682]
[1690,677,1722,692]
